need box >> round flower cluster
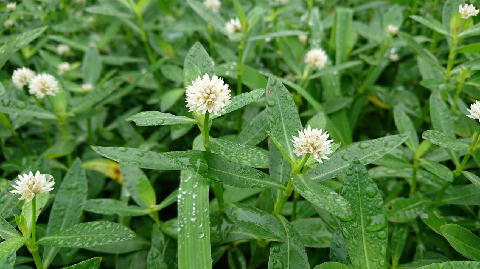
[387,24,399,35]
[459,4,479,19]
[225,18,241,34]
[467,100,480,122]
[204,0,220,12]
[185,74,231,116]
[10,171,54,201]
[12,67,61,99]
[305,49,328,69]
[57,44,70,55]
[292,126,334,163]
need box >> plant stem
[272,154,310,216]
[454,131,480,176]
[29,196,43,269]
[202,112,210,151]
[236,37,246,129]
[410,158,419,196]
[444,36,458,81]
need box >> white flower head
[305,48,328,69]
[56,44,70,55]
[186,74,231,116]
[4,19,14,27]
[225,18,241,34]
[10,171,54,201]
[387,24,399,35]
[389,54,399,62]
[204,0,220,12]
[28,74,60,99]
[292,126,334,163]
[81,83,93,92]
[467,100,480,121]
[459,4,479,19]
[6,2,16,10]
[298,34,308,44]
[12,67,35,89]
[58,62,71,73]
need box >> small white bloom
[467,100,480,121]
[292,126,334,163]
[204,0,220,12]
[10,171,54,201]
[28,74,60,99]
[56,44,70,55]
[186,74,231,116]
[225,18,241,34]
[387,24,399,35]
[57,62,71,73]
[81,83,93,92]
[6,2,16,10]
[459,4,479,19]
[298,34,308,44]
[305,48,328,69]
[389,54,399,62]
[4,19,14,27]
[12,67,35,89]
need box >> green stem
[202,112,210,151]
[410,158,419,196]
[454,131,480,176]
[299,65,311,89]
[452,69,468,112]
[444,37,458,81]
[29,196,43,269]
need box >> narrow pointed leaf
[440,224,480,261]
[0,237,25,260]
[209,138,269,168]
[127,111,196,126]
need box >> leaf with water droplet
[84,199,149,216]
[121,164,156,207]
[0,237,25,261]
[313,262,351,269]
[63,257,102,269]
[387,196,428,223]
[307,134,408,181]
[0,98,56,119]
[209,138,269,168]
[417,261,480,269]
[422,130,469,152]
[127,111,196,126]
[340,163,387,269]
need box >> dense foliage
[3,0,480,268]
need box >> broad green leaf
[226,203,285,241]
[390,224,408,267]
[127,111,196,126]
[440,224,480,261]
[410,15,449,36]
[71,78,123,113]
[186,0,226,33]
[393,106,419,150]
[463,171,480,185]
[38,221,135,247]
[84,199,149,216]
[209,138,269,168]
[422,130,468,152]
[42,140,75,159]
[236,110,269,145]
[0,99,56,119]
[340,163,387,269]
[430,92,454,138]
[265,76,302,162]
[44,159,88,267]
[419,159,453,182]
[147,227,175,269]
[330,8,355,64]
[215,63,267,90]
[206,153,284,189]
[91,146,205,171]
[178,169,212,269]
[184,42,215,86]
[161,89,185,111]
[64,257,102,269]
[0,190,19,219]
[121,164,157,207]
[82,46,103,84]
[0,252,15,269]
[421,208,447,235]
[458,43,480,53]
[307,134,408,181]
[213,89,264,118]
[268,216,310,269]
[84,237,149,254]
[0,218,19,240]
[418,261,480,269]
[293,175,352,219]
[0,237,25,260]
[313,262,351,269]
[387,196,428,223]
[0,27,47,68]
[441,184,480,205]
[291,218,332,248]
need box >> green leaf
[0,218,19,240]
[84,199,149,216]
[265,76,302,162]
[387,196,428,223]
[0,26,47,68]
[340,163,387,269]
[419,159,453,182]
[226,203,285,241]
[463,171,480,185]
[421,208,447,235]
[291,218,332,248]
[209,138,269,168]
[0,237,25,260]
[313,262,351,269]
[147,227,174,269]
[121,164,157,207]
[0,252,15,269]
[64,257,102,269]
[410,15,449,36]
[0,99,56,119]
[440,224,480,261]
[213,89,264,118]
[186,0,226,33]
[127,111,196,126]
[293,175,352,219]
[430,92,454,138]
[82,46,103,84]
[307,134,408,181]
[268,216,310,269]
[422,130,469,152]
[390,224,408,267]
[71,78,123,113]
[178,169,212,269]
[44,159,88,267]
[184,42,215,86]
[330,8,355,64]
[91,146,205,171]
[38,221,135,248]
[418,261,480,269]
[206,153,284,189]
[441,184,480,205]
[236,110,269,145]
[457,43,480,53]
[393,106,419,150]
[0,190,19,219]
